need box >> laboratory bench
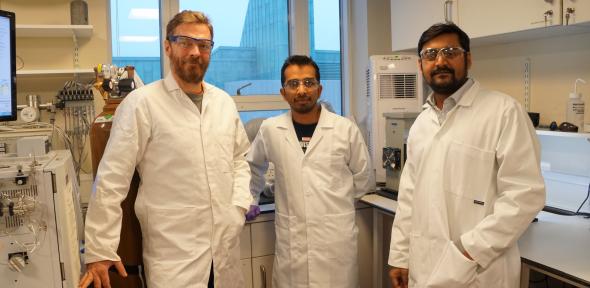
[519,211,590,288]
[359,193,590,288]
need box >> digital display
[0,10,16,121]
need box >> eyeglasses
[283,78,319,90]
[168,35,214,52]
[419,47,465,61]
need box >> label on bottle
[572,103,584,114]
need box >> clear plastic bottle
[566,78,586,131]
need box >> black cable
[575,183,590,217]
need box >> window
[179,1,289,96]
[309,0,342,115]
[110,1,344,119]
[110,0,161,84]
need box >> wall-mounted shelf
[537,129,590,139]
[16,24,94,38]
[17,68,94,78]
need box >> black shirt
[293,121,317,153]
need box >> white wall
[470,32,590,127]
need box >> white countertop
[360,193,398,213]
[519,211,590,285]
[361,193,590,286]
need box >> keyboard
[542,205,576,216]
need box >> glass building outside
[112,0,341,121]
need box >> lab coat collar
[163,73,212,114]
[455,78,477,107]
[163,73,212,94]
[163,73,179,92]
[423,78,476,109]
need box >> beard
[291,96,317,114]
[427,66,468,95]
[171,52,209,84]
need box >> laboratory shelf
[536,129,590,139]
[17,68,95,78]
[16,24,94,38]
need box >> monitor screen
[0,10,16,121]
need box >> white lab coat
[248,106,372,288]
[84,74,252,288]
[388,79,545,288]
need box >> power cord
[575,183,590,218]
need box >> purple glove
[245,205,261,221]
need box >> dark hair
[417,23,470,56]
[280,55,321,85]
[166,10,214,41]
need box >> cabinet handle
[260,265,267,288]
[565,7,575,25]
[444,0,453,23]
[544,10,553,26]
[530,10,554,26]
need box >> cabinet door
[563,0,590,25]
[356,208,374,288]
[391,0,458,51]
[240,224,252,259]
[458,0,562,38]
[251,221,276,257]
[241,259,253,288]
[252,255,274,288]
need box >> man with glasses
[247,55,372,287]
[388,23,545,288]
[80,10,251,288]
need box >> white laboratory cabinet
[390,0,590,51]
[458,0,562,38]
[563,0,590,26]
[390,0,457,51]
[240,213,275,288]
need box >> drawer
[251,221,275,257]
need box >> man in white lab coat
[247,55,372,287]
[388,23,546,288]
[79,10,252,288]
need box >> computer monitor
[0,10,16,121]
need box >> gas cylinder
[89,70,144,287]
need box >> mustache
[183,57,202,65]
[431,67,454,76]
[295,96,311,101]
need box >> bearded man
[80,10,252,288]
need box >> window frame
[157,0,345,113]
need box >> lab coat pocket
[445,141,495,200]
[325,210,358,287]
[274,212,295,284]
[425,240,477,288]
[144,206,202,260]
